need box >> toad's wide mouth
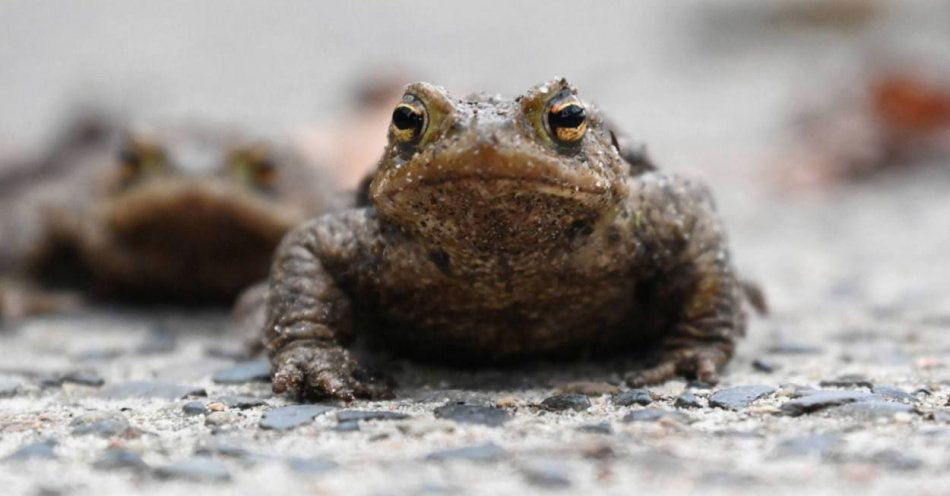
[393,172,608,198]
[101,179,302,240]
[84,179,305,298]
[371,137,618,206]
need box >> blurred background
[1,0,945,178]
[1,0,949,304]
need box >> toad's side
[264,80,746,401]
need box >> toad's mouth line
[381,173,612,199]
[99,181,303,236]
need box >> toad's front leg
[263,211,391,401]
[623,175,747,387]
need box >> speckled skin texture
[265,80,746,401]
[0,121,337,310]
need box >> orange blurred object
[872,75,950,135]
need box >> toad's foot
[624,345,729,387]
[271,343,393,402]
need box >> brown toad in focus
[0,118,340,315]
[264,79,748,400]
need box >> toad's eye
[546,95,587,145]
[390,96,427,145]
[118,148,142,177]
[230,148,278,191]
[117,143,166,187]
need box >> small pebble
[426,443,508,462]
[207,402,227,412]
[333,420,361,432]
[871,449,923,471]
[675,391,702,409]
[622,408,690,424]
[871,385,914,402]
[5,439,57,460]
[38,377,64,389]
[709,385,775,410]
[93,449,148,471]
[154,457,231,482]
[540,393,591,412]
[287,457,337,475]
[61,370,105,387]
[576,422,612,434]
[182,401,207,416]
[752,359,778,373]
[830,400,915,419]
[194,441,269,464]
[776,383,817,398]
[819,374,873,389]
[70,413,135,437]
[204,411,236,427]
[775,434,840,457]
[0,379,20,397]
[612,389,653,407]
[519,460,572,488]
[433,404,512,427]
[259,405,334,431]
[336,410,410,422]
[780,390,875,416]
[212,359,270,384]
[217,395,266,409]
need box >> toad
[263,79,751,400]
[0,116,341,316]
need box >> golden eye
[546,94,587,145]
[390,95,427,145]
[118,147,143,181]
[248,159,277,189]
[116,142,165,187]
[230,147,278,191]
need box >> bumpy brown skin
[264,79,746,401]
[0,120,339,311]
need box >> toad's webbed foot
[625,343,730,387]
[272,342,394,402]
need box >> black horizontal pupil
[392,105,423,131]
[550,104,585,128]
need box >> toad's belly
[364,278,661,362]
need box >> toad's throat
[378,176,612,252]
[86,181,306,296]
